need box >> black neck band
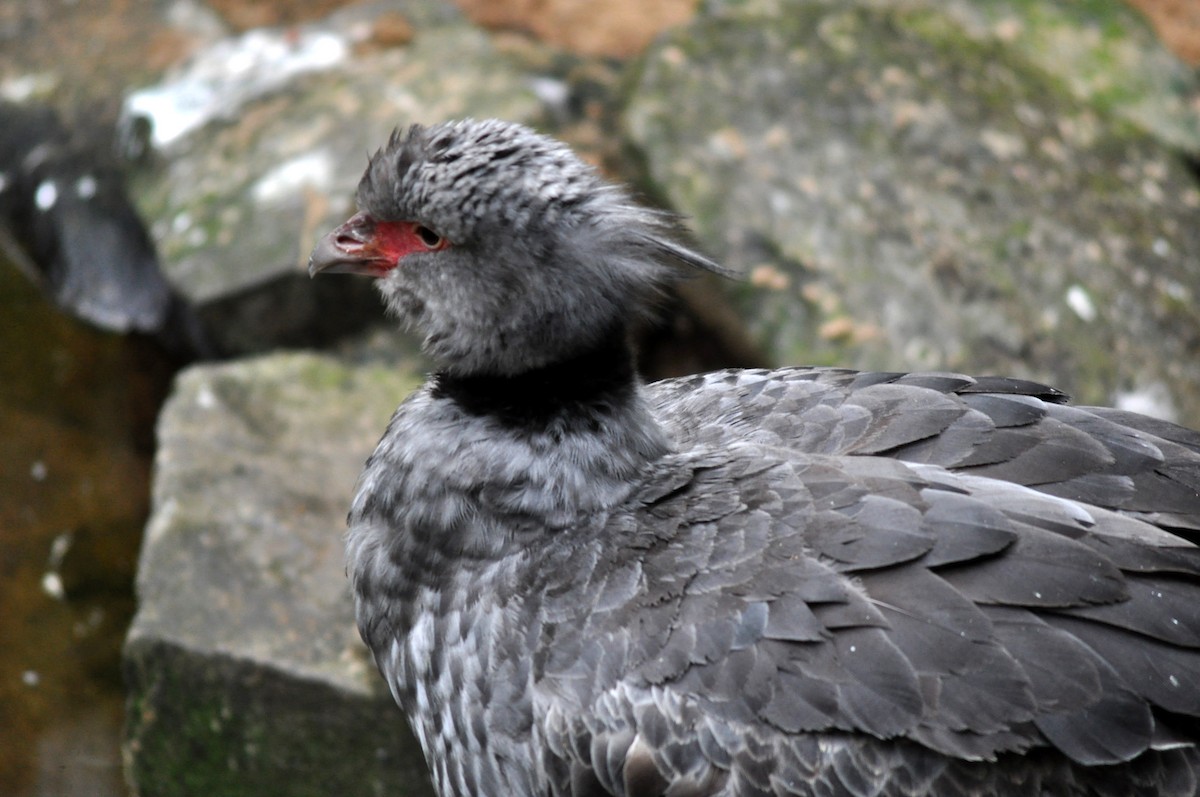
[431,329,637,428]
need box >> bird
[0,100,213,358]
[308,118,1200,797]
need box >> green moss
[124,639,433,797]
[912,0,1200,150]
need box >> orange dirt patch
[1125,0,1200,64]
[452,0,699,58]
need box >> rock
[625,0,1200,425]
[126,9,545,355]
[123,352,434,797]
[934,0,1200,154]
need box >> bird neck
[422,324,673,537]
[430,326,643,429]
[346,325,671,652]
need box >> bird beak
[308,212,393,278]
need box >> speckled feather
[322,120,1200,797]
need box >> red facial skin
[308,212,450,277]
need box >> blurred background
[1,0,1198,795]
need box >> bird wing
[529,378,1200,795]
[652,367,1200,539]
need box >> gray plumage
[309,119,1200,797]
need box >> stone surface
[124,352,433,797]
[935,0,1200,153]
[626,0,1200,425]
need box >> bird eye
[415,225,443,249]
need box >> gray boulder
[934,0,1200,154]
[626,0,1200,424]
[124,352,434,797]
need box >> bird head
[309,119,728,377]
